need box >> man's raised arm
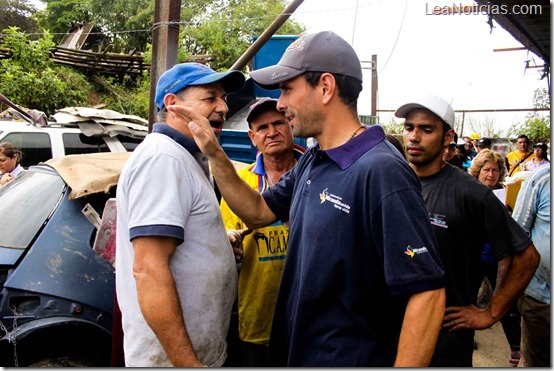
[167,104,277,229]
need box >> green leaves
[507,88,550,141]
[0,0,40,35]
[0,28,89,115]
[179,0,305,71]
[0,0,308,119]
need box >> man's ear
[443,128,455,147]
[247,129,257,147]
[164,93,177,108]
[319,73,336,105]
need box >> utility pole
[230,0,304,71]
[371,54,378,117]
[361,55,378,123]
[148,0,181,130]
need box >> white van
[0,107,148,168]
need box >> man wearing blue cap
[171,31,446,367]
[115,62,245,367]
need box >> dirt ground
[473,322,515,367]
[472,278,520,367]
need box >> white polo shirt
[115,124,237,367]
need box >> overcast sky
[29,0,548,134]
[289,0,549,134]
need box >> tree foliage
[34,0,303,62]
[35,0,93,41]
[2,0,305,118]
[86,0,153,53]
[0,27,90,115]
[0,0,39,35]
[506,88,551,141]
[180,0,305,71]
[379,117,404,134]
[466,115,504,138]
[92,74,150,119]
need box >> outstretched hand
[166,104,221,157]
[442,305,495,331]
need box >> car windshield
[0,169,65,249]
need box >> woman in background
[469,149,522,366]
[468,149,505,189]
[0,142,24,185]
[524,142,549,171]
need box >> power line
[372,0,407,78]
[0,12,302,38]
[0,1,389,38]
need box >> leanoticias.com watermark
[426,3,543,15]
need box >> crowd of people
[0,24,547,367]
[106,30,549,368]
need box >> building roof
[474,0,550,66]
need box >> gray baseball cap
[250,31,363,90]
[246,98,279,127]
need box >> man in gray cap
[397,94,539,367]
[115,62,245,366]
[172,31,446,367]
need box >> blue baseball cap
[155,62,245,110]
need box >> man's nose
[214,98,229,114]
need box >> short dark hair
[517,134,529,141]
[155,89,190,123]
[0,142,22,165]
[303,72,362,113]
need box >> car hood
[0,246,25,266]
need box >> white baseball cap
[395,95,455,128]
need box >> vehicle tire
[28,355,95,367]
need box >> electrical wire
[0,1,388,38]
[351,0,360,45]
[372,0,407,78]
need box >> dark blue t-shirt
[263,125,445,366]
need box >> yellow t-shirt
[506,150,534,176]
[220,165,287,345]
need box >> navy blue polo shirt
[263,125,445,366]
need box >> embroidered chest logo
[404,245,429,258]
[319,188,351,214]
[429,213,448,229]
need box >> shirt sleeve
[125,153,192,243]
[262,165,296,223]
[512,175,539,234]
[376,188,446,296]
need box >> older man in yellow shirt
[220,98,304,366]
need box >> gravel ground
[472,277,520,367]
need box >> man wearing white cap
[174,31,446,367]
[397,95,540,366]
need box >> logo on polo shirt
[404,245,429,258]
[319,188,351,214]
